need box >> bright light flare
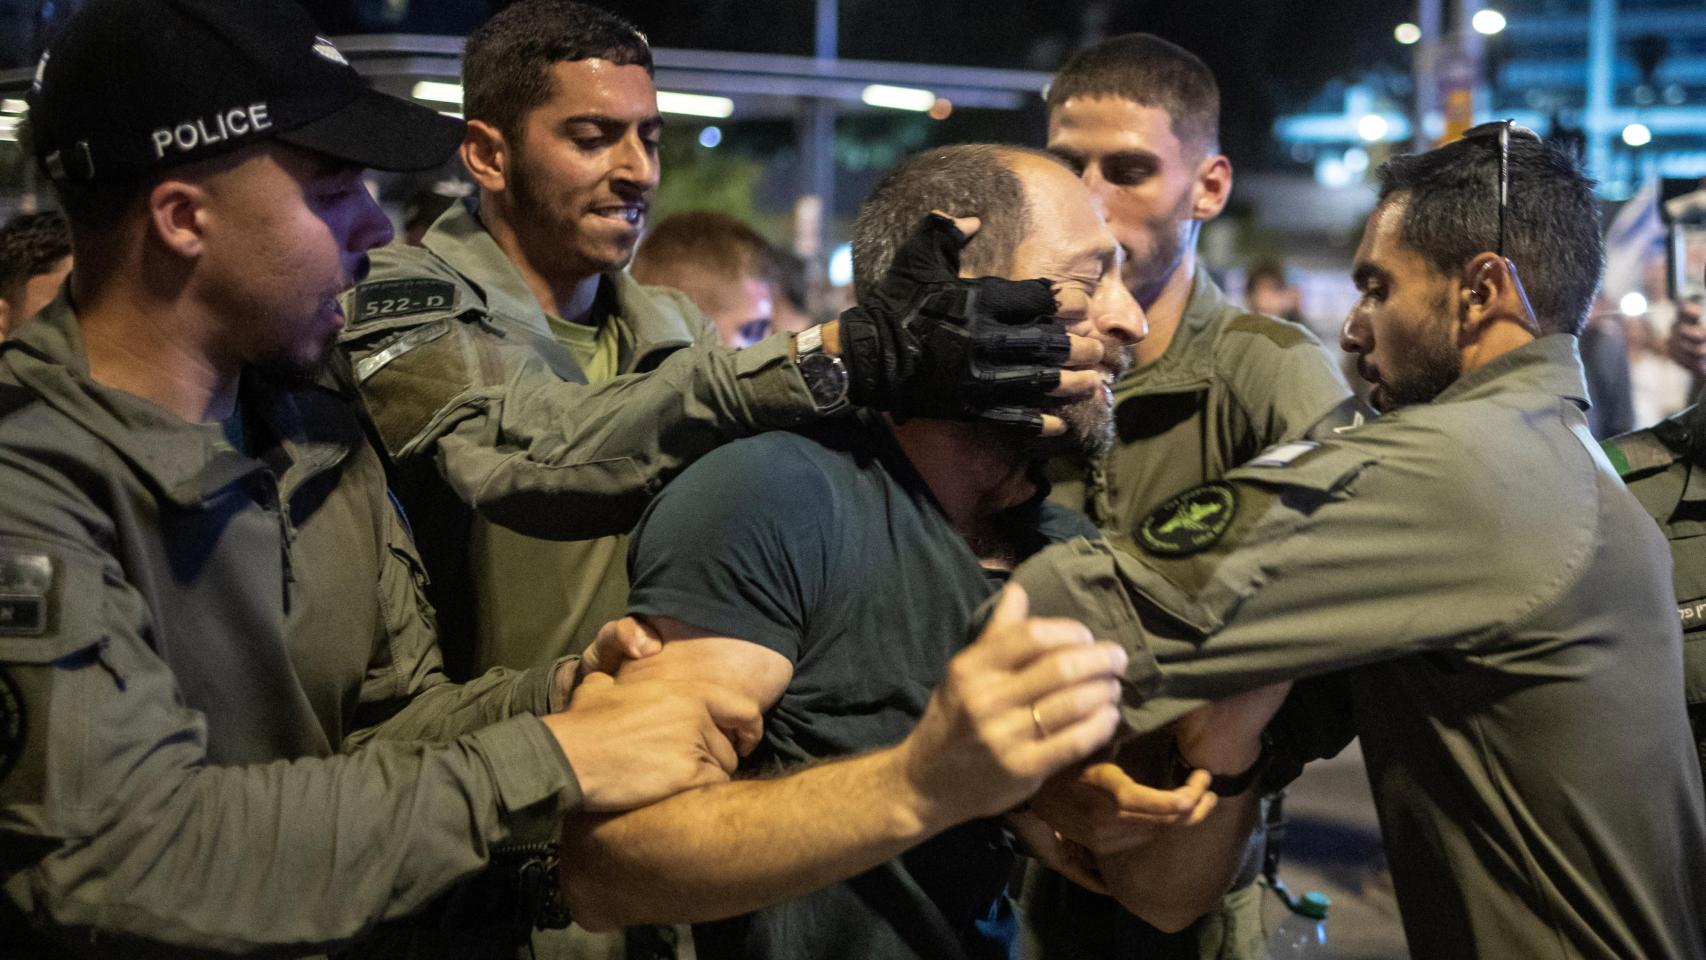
[1620,291,1648,316]
[657,91,734,118]
[828,242,854,288]
[1395,23,1422,45]
[411,80,463,105]
[1356,113,1390,142]
[1622,122,1652,147]
[1471,9,1507,35]
[861,84,936,112]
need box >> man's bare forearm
[559,744,949,930]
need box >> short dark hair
[0,211,72,306]
[463,1,653,145]
[1376,134,1603,337]
[1047,34,1220,154]
[852,145,1047,303]
[632,211,774,285]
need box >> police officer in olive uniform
[1028,36,1352,960]
[1042,36,1351,532]
[1603,395,1706,787]
[0,2,761,956]
[339,0,1094,682]
[1012,131,1706,959]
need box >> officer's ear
[1189,151,1232,222]
[145,176,212,260]
[461,119,511,195]
[1457,252,1537,341]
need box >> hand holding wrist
[1172,737,1268,799]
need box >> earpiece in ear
[1469,261,1495,304]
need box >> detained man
[555,144,1288,960]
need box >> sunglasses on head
[1459,120,1542,335]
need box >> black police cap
[28,0,464,184]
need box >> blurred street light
[411,80,462,105]
[657,91,735,118]
[1471,9,1507,35]
[1357,113,1390,142]
[828,243,854,287]
[861,84,936,112]
[1395,23,1422,45]
[697,126,723,148]
[1622,122,1653,147]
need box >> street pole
[1413,0,1444,151]
[1586,0,1617,188]
[796,0,838,290]
[1438,0,1484,143]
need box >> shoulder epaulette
[1601,429,1680,478]
[1221,311,1311,349]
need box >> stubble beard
[507,153,634,281]
[1376,298,1462,411]
[1024,346,1127,462]
[1123,192,1197,305]
[1059,377,1116,461]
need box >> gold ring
[1031,704,1048,739]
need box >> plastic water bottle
[1266,890,1330,958]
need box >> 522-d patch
[1139,482,1238,557]
[352,278,457,323]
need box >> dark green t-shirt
[627,411,1096,960]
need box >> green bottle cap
[1298,891,1331,919]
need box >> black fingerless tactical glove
[838,214,1072,434]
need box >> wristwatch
[794,325,851,415]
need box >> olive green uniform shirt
[1602,402,1706,786]
[0,302,578,958]
[1014,335,1706,960]
[340,202,817,677]
[1030,272,1351,960]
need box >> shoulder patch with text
[352,278,458,324]
[1138,482,1239,557]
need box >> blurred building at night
[2,0,1703,341]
